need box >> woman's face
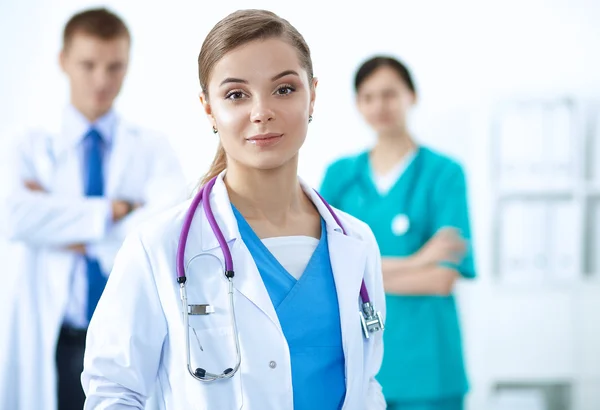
[201,38,316,171]
[356,66,415,135]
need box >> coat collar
[52,105,118,157]
[198,173,349,252]
[191,172,370,372]
[231,211,369,402]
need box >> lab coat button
[269,361,277,369]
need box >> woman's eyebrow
[219,69,300,87]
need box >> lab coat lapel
[302,179,368,407]
[105,119,135,196]
[48,129,82,196]
[41,131,80,318]
[21,128,83,410]
[327,229,367,407]
[198,175,282,331]
[230,241,282,330]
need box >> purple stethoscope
[176,176,384,382]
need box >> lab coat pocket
[187,325,243,409]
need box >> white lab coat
[82,174,387,409]
[0,117,187,410]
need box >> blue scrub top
[233,207,346,409]
[320,146,476,402]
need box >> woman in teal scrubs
[320,56,476,410]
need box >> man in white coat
[0,8,187,410]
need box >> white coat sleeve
[86,135,187,274]
[2,191,111,245]
[0,134,111,246]
[365,228,387,409]
[82,233,167,409]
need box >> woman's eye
[276,85,295,95]
[225,91,245,100]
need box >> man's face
[60,32,129,120]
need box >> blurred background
[1,0,599,409]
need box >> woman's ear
[309,77,318,116]
[199,92,217,128]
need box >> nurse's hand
[429,266,460,296]
[415,227,466,266]
[381,261,459,295]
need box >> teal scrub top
[320,146,476,402]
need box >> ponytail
[199,143,227,187]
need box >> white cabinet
[585,199,600,275]
[489,98,600,410]
[494,100,576,192]
[547,200,581,281]
[497,200,549,283]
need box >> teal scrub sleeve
[432,162,476,279]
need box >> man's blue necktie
[84,128,108,322]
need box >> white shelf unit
[491,98,586,285]
[486,97,600,410]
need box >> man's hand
[66,244,87,254]
[24,180,45,192]
[111,200,142,222]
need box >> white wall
[1,0,599,408]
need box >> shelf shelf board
[490,274,600,291]
[584,184,600,196]
[496,185,576,198]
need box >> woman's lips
[246,133,283,147]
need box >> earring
[212,126,218,134]
[308,115,313,123]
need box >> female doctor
[320,56,476,409]
[82,9,386,410]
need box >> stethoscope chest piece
[360,302,385,339]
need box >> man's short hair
[63,8,130,49]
